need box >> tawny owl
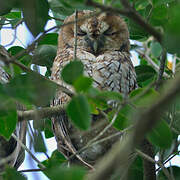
[51,10,137,166]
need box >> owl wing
[51,48,95,168]
[92,51,137,96]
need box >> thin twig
[73,10,78,60]
[48,15,64,22]
[18,168,42,173]
[87,104,123,146]
[156,151,180,172]
[136,149,173,180]
[12,133,46,169]
[136,49,169,78]
[156,49,167,90]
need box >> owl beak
[93,41,98,53]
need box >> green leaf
[34,131,47,153]
[3,167,27,180]
[150,4,168,27]
[42,150,66,169]
[32,45,57,68]
[0,0,14,16]
[152,0,174,7]
[108,104,132,130]
[128,156,143,180]
[0,99,17,140]
[96,91,123,102]
[4,72,57,106]
[22,0,49,37]
[150,41,162,58]
[43,166,86,180]
[8,46,24,56]
[39,33,58,45]
[170,96,180,133]
[4,11,21,19]
[163,33,180,55]
[44,118,54,138]
[135,65,157,87]
[157,166,180,180]
[135,0,150,11]
[8,46,32,67]
[130,88,159,107]
[163,4,180,55]
[67,94,91,130]
[147,120,173,149]
[128,19,149,40]
[49,0,90,17]
[73,76,93,92]
[61,60,84,85]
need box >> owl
[51,10,137,166]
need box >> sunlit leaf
[67,94,91,130]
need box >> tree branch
[17,105,65,121]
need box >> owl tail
[51,103,94,169]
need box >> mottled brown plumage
[51,10,137,166]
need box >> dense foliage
[0,0,180,179]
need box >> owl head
[58,10,130,55]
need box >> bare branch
[17,105,64,121]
